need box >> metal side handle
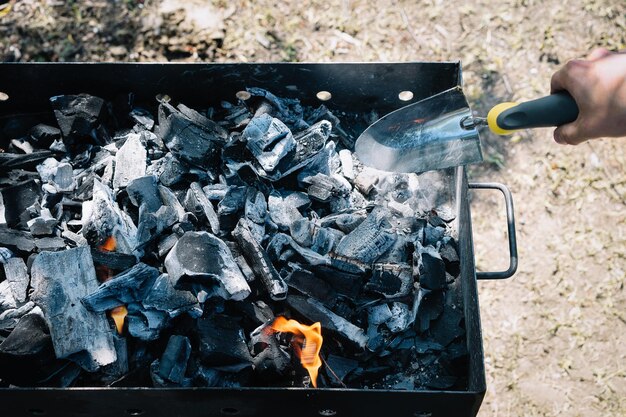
[468,182,518,279]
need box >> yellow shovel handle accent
[487,102,518,135]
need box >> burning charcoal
[164,231,251,301]
[82,179,138,254]
[440,238,460,276]
[0,179,42,228]
[287,295,368,349]
[83,263,159,311]
[0,313,72,386]
[0,227,36,253]
[152,335,191,385]
[3,257,29,303]
[242,114,296,172]
[415,244,447,291]
[113,133,146,189]
[35,236,67,251]
[135,205,177,247]
[217,186,247,216]
[366,304,393,350]
[50,94,109,145]
[157,103,224,170]
[415,289,444,333]
[386,302,412,333]
[283,263,338,308]
[197,314,253,366]
[27,208,57,236]
[266,233,329,266]
[335,208,397,264]
[365,263,413,299]
[268,191,304,231]
[388,200,414,218]
[338,149,355,180]
[325,354,358,386]
[354,167,380,195]
[186,182,220,234]
[126,305,168,341]
[328,212,366,234]
[157,233,178,258]
[143,274,202,318]
[28,124,61,148]
[31,247,117,371]
[232,220,287,301]
[130,108,155,130]
[250,324,291,381]
[126,175,162,213]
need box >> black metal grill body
[0,62,516,417]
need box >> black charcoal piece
[0,246,13,263]
[34,236,66,251]
[242,114,295,172]
[156,335,192,384]
[218,186,248,216]
[49,94,108,145]
[424,224,446,246]
[268,191,303,231]
[164,231,250,301]
[176,103,228,140]
[130,108,155,130]
[197,314,253,366]
[26,208,57,236]
[247,87,306,129]
[143,274,201,318]
[61,229,88,247]
[266,233,329,266]
[36,158,75,192]
[31,247,117,371]
[28,124,61,148]
[126,175,162,213]
[303,173,343,203]
[152,153,186,187]
[187,182,220,234]
[332,212,367,234]
[328,252,370,274]
[429,301,465,347]
[0,179,42,228]
[226,241,256,283]
[101,334,129,385]
[416,245,447,291]
[287,295,368,349]
[290,218,343,255]
[91,248,137,271]
[157,103,223,170]
[297,140,340,184]
[0,281,35,330]
[325,354,358,384]
[365,263,413,299]
[3,257,29,303]
[440,238,460,277]
[126,306,168,341]
[354,167,380,195]
[157,233,179,258]
[335,208,397,264]
[415,289,445,333]
[158,185,186,222]
[83,263,159,311]
[284,263,338,308]
[232,219,287,301]
[113,132,147,189]
[236,300,274,325]
[203,184,231,201]
[386,302,412,333]
[0,227,36,253]
[0,151,53,172]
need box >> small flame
[96,236,127,335]
[269,316,323,387]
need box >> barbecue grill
[0,62,517,417]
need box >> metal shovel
[354,86,579,173]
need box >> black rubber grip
[497,92,579,130]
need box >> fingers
[550,59,587,94]
[553,122,588,145]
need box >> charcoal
[424,224,445,246]
[266,233,329,266]
[268,191,304,230]
[28,124,61,148]
[150,153,186,186]
[415,289,444,333]
[27,208,57,236]
[338,149,355,180]
[367,304,393,347]
[440,239,460,277]
[429,299,465,346]
[251,327,291,380]
[61,229,88,247]
[82,179,138,254]
[130,108,155,130]
[164,231,251,301]
[155,335,191,384]
[0,151,54,172]
[186,182,220,234]
[112,132,147,189]
[31,247,117,371]
[226,241,256,283]
[244,188,267,235]
[36,158,75,192]
[0,227,36,253]
[232,220,287,301]
[236,300,274,325]
[0,282,35,330]
[386,302,412,333]
[287,295,368,349]
[3,257,29,303]
[415,244,447,291]
[284,263,338,308]
[414,337,444,354]
[242,114,295,172]
[325,354,358,385]
[335,208,397,264]
[297,141,340,184]
[157,186,186,222]
[354,167,380,195]
[157,102,223,170]
[91,248,138,271]
[50,94,109,145]
[197,314,253,366]
[218,186,247,216]
[328,253,370,274]
[35,236,67,251]
[176,103,228,141]
[143,274,202,318]
[365,263,413,299]
[83,263,159,311]
[247,87,306,129]
[303,173,345,203]
[1,179,42,228]
[10,138,34,154]
[0,246,13,263]
[126,175,162,213]
[203,184,231,201]
[290,218,343,255]
[126,305,168,341]
[157,233,178,258]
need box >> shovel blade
[355,87,483,173]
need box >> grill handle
[468,182,518,279]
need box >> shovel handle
[487,92,579,135]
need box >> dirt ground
[1,1,625,416]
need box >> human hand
[550,48,626,145]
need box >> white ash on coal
[0,88,467,391]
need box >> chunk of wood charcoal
[439,238,460,276]
[244,188,267,225]
[217,186,247,216]
[415,288,444,333]
[232,219,287,301]
[130,108,155,130]
[35,237,67,252]
[186,182,220,234]
[283,263,338,308]
[0,247,13,263]
[164,231,250,301]
[266,233,329,266]
[61,229,88,247]
[28,124,61,148]
[303,173,344,203]
[0,283,35,331]
[157,233,179,259]
[338,149,355,180]
[0,313,71,386]
[126,175,162,213]
[83,263,159,312]
[268,190,303,230]
[354,167,380,195]
[286,295,368,349]
[334,208,397,264]
[415,244,447,291]
[30,247,117,371]
[0,227,36,253]
[27,208,57,236]
[91,248,137,271]
[386,302,412,333]
[0,150,53,171]
[325,354,359,386]
[153,335,192,385]
[225,241,255,283]
[142,274,201,318]
[157,103,223,170]
[273,120,331,178]
[158,185,186,222]
[365,263,413,299]
[11,138,34,154]
[202,184,231,201]
[36,158,75,192]
[125,304,169,341]
[242,114,295,172]
[50,94,109,145]
[113,132,147,189]
[0,179,42,228]
[150,153,186,187]
[3,257,29,303]
[101,334,129,384]
[176,103,228,141]
[197,314,253,367]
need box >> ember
[0,87,467,391]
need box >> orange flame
[269,316,323,387]
[96,236,127,335]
